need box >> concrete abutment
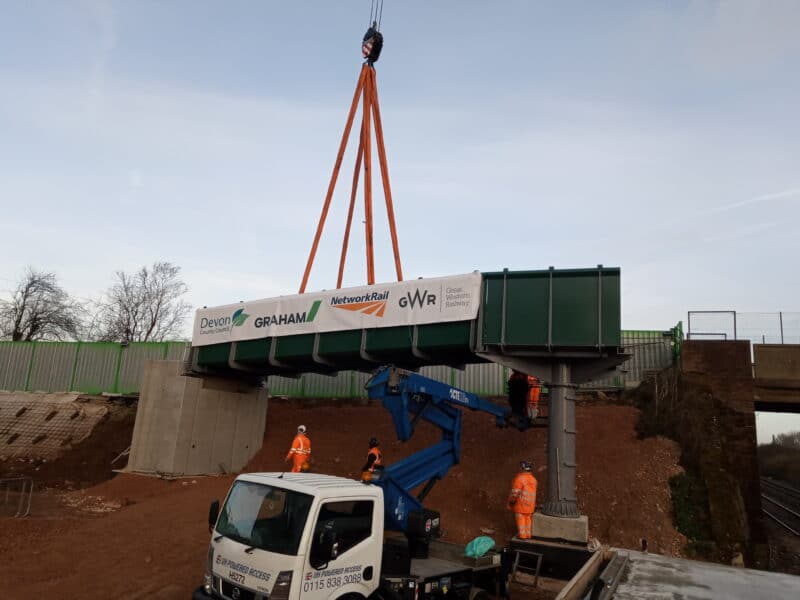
[127,360,267,476]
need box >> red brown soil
[3,400,685,599]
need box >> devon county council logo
[231,308,250,327]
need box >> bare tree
[0,268,83,341]
[773,431,800,449]
[92,261,191,342]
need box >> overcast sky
[1,2,799,438]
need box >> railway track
[761,477,800,536]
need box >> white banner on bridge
[191,273,482,346]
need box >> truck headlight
[204,545,215,594]
[271,570,294,600]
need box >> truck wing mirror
[311,527,339,569]
[330,534,340,560]
[208,500,220,532]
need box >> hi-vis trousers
[515,513,533,539]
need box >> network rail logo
[330,291,389,317]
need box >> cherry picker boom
[365,367,511,537]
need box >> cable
[377,0,384,30]
[369,0,375,28]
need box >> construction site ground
[0,396,710,599]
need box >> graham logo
[254,300,321,328]
[330,291,389,317]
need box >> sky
[1,2,799,439]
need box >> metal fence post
[112,344,124,394]
[780,312,784,344]
[68,342,82,392]
[733,312,738,341]
[23,342,37,392]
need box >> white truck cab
[197,472,385,600]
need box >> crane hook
[362,20,384,64]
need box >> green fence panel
[0,341,35,391]
[0,341,188,395]
[73,343,119,394]
[27,342,78,392]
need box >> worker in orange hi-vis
[361,437,383,481]
[507,460,538,540]
[285,425,311,473]
[527,375,541,421]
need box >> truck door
[301,499,379,600]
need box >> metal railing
[688,311,800,345]
[1,477,34,517]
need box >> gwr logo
[332,300,387,317]
[399,289,437,309]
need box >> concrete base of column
[533,513,589,544]
[127,360,267,476]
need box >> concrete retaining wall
[0,392,108,460]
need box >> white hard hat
[297,425,307,434]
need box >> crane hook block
[362,24,384,64]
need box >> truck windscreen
[215,481,314,556]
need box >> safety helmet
[297,425,307,434]
[520,460,532,472]
[369,437,379,448]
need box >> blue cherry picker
[195,366,524,600]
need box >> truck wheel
[368,589,401,600]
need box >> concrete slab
[612,548,800,599]
[532,513,589,544]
